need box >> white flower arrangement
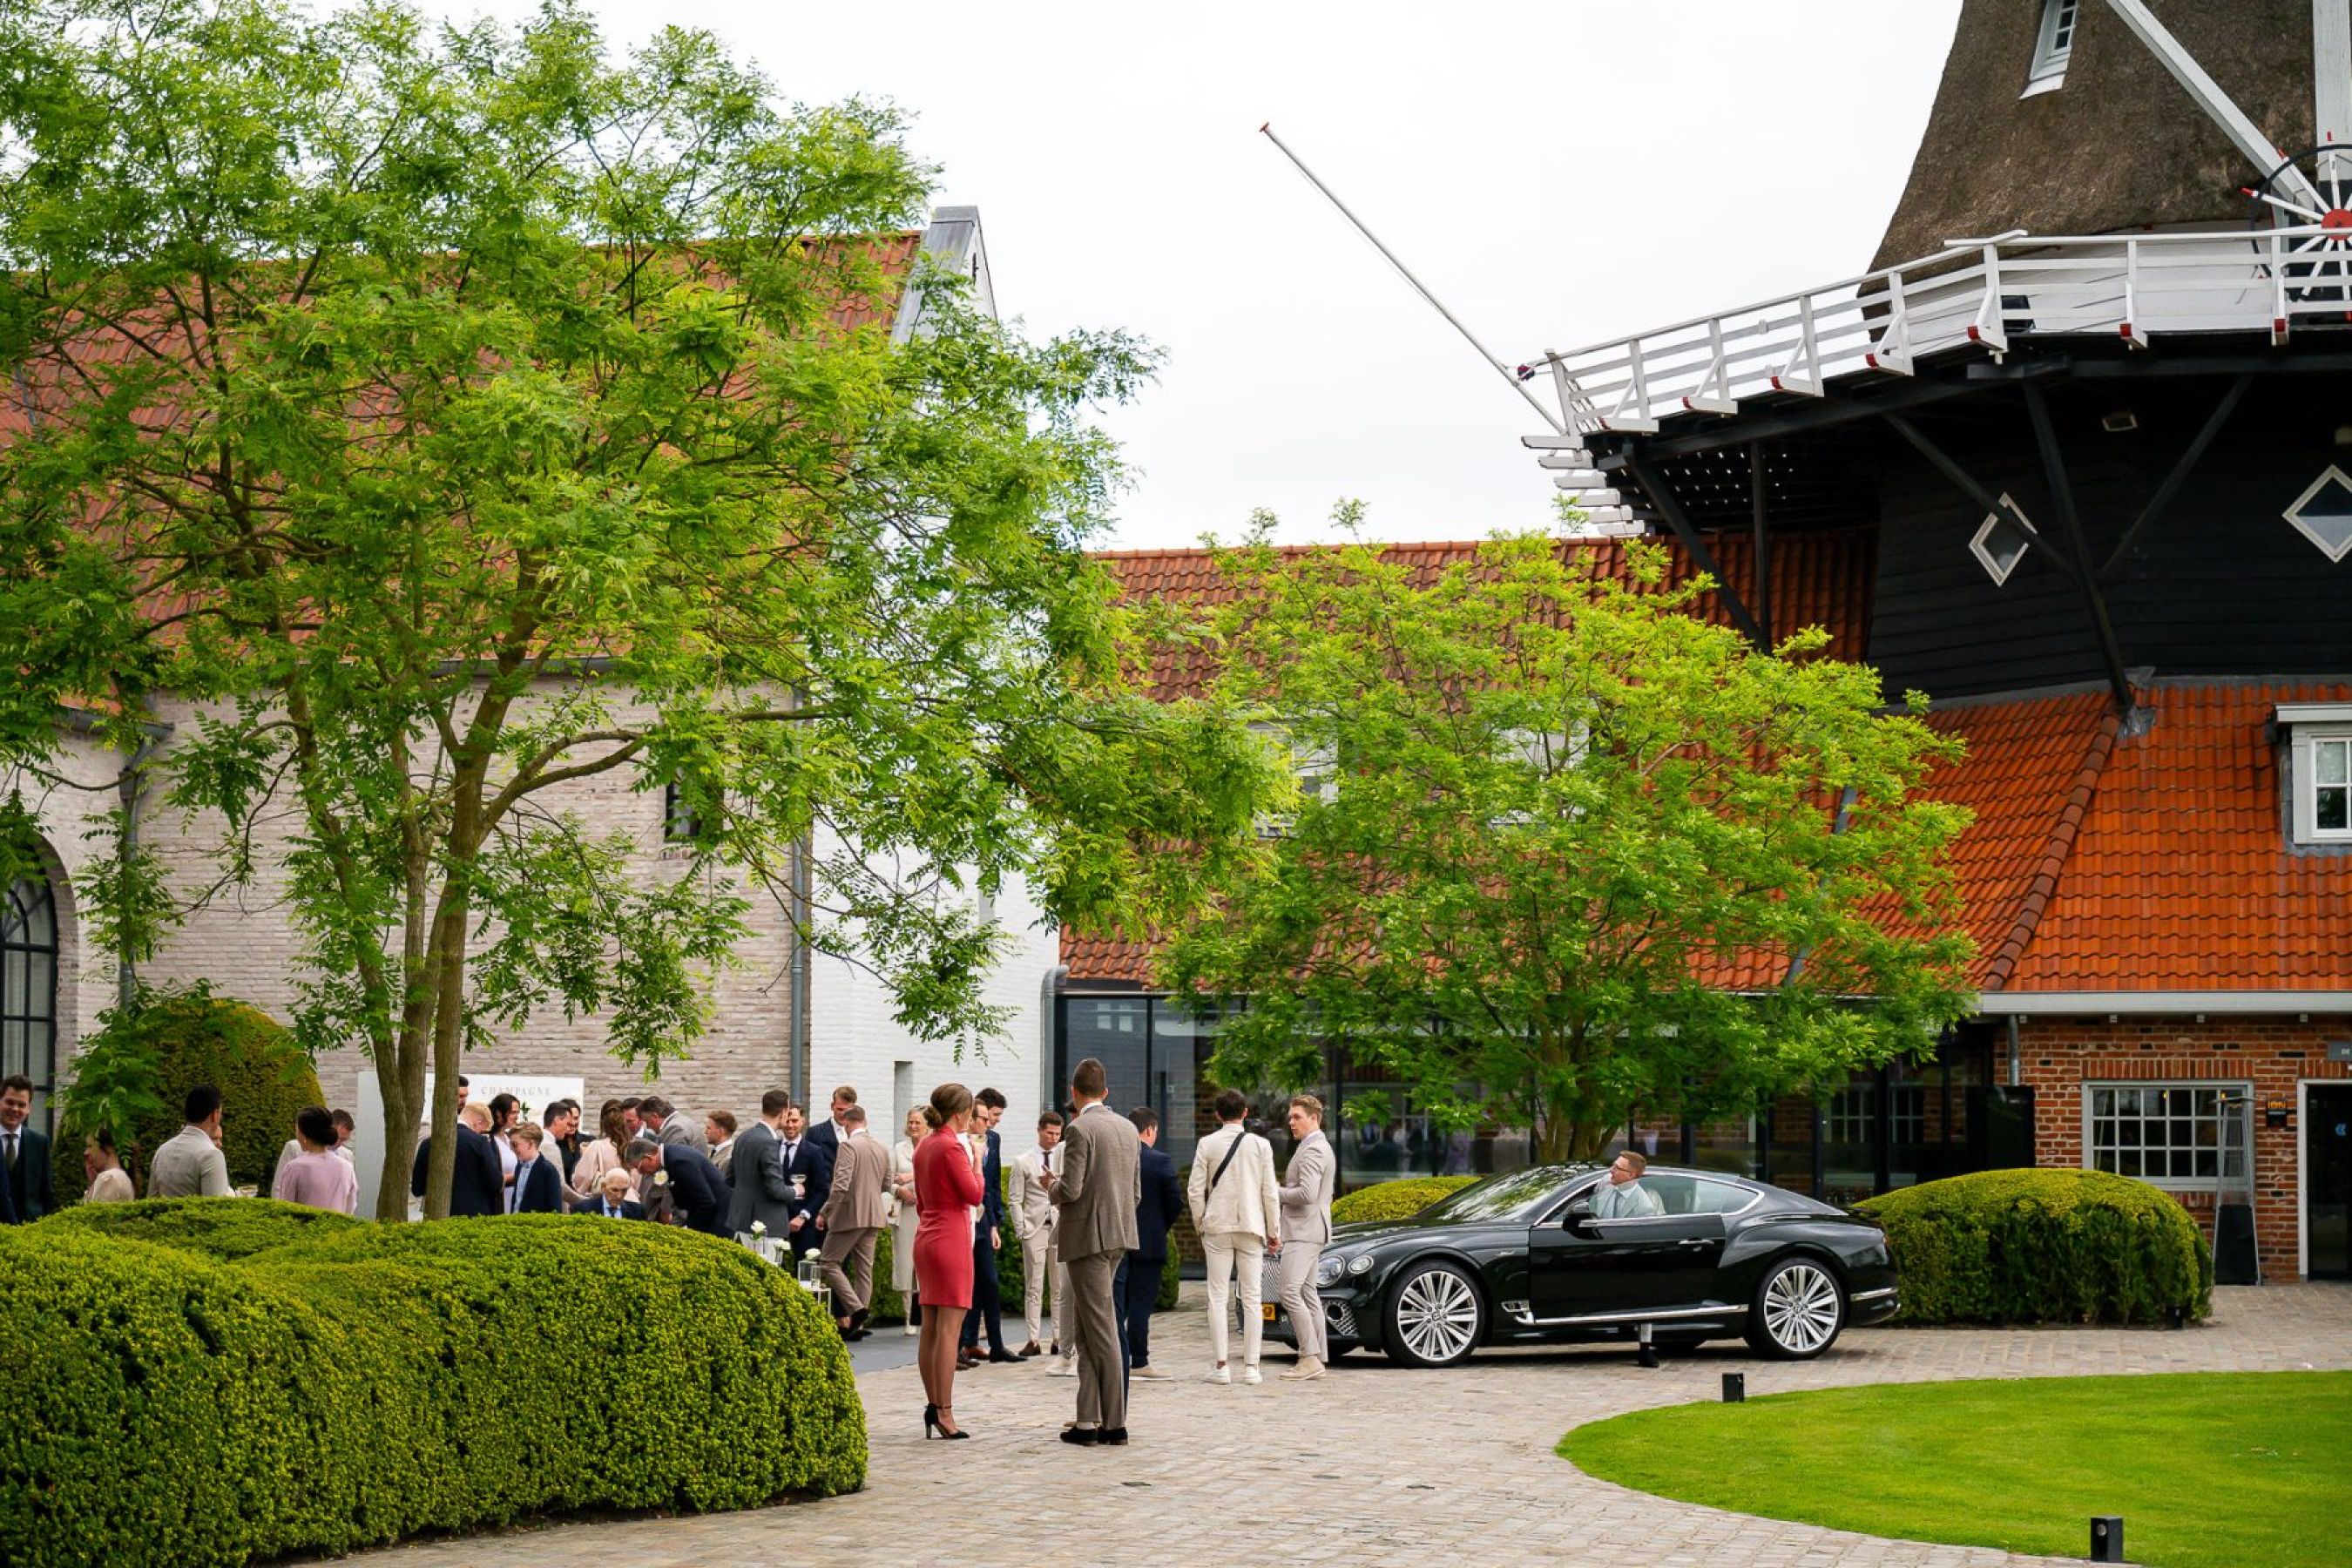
[750,1220,767,1236]
[652,1170,671,1188]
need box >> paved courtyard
[350,1285,2352,1567]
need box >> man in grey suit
[725,1089,798,1240]
[1276,1093,1337,1382]
[815,1104,892,1337]
[1046,1056,1141,1446]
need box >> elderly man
[587,1167,645,1220]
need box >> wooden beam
[1880,414,2080,585]
[1598,374,1984,467]
[1622,450,1768,650]
[1749,442,1772,648]
[2098,0,2326,207]
[2021,381,2138,716]
[2098,374,2253,577]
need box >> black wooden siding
[1864,375,2352,700]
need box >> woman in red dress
[912,1082,985,1438]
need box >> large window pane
[1063,997,1150,1120]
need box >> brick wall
[20,690,1061,1157]
[2004,1014,2352,1279]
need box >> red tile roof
[1099,528,1876,701]
[1061,662,2352,997]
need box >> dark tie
[785,1141,798,1163]
[3,1132,15,1171]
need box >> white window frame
[2294,726,2352,845]
[1247,721,1337,839]
[2023,0,2078,97]
[2082,1081,2250,1191]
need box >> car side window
[1684,1178,1754,1215]
[1635,1174,1697,1215]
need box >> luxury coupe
[1262,1163,1899,1367]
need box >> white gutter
[1977,990,2352,1016]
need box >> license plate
[1261,1303,1277,1321]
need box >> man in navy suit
[803,1083,855,1169]
[628,1138,731,1235]
[506,1124,565,1213]
[411,1103,506,1217]
[959,1086,1017,1368]
[777,1103,832,1257]
[0,1075,51,1225]
[1125,1106,1184,1380]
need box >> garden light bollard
[1721,1373,1745,1402]
[2090,1515,2124,1564]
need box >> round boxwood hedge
[53,986,322,1204]
[1854,1168,2213,1326]
[3,1200,864,1567]
[1331,1175,1477,1225]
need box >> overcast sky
[419,0,1965,549]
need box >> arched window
[2,869,57,1123]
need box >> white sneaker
[1132,1364,1170,1381]
[902,1322,920,1336]
[1047,1359,1078,1377]
[1241,1365,1263,1385]
[1280,1355,1326,1382]
[1201,1365,1231,1384]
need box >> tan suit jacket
[1048,1101,1140,1260]
[1187,1123,1280,1240]
[817,1129,892,1231]
[1010,1145,1058,1242]
[149,1125,233,1199]
[1279,1129,1335,1246]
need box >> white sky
[418,0,1965,549]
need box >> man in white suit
[1275,1093,1336,1382]
[1009,1110,1070,1362]
[1186,1088,1280,1385]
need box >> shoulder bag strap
[1205,1128,1247,1194]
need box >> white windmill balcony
[1520,225,2352,444]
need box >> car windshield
[1415,1166,1580,1223]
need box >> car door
[1526,1174,1726,1321]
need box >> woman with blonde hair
[570,1098,638,1207]
[911,1082,984,1439]
[890,1105,927,1335]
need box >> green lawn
[1559,1372,2350,1568]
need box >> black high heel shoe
[926,1405,969,1440]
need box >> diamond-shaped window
[1970,497,2033,586]
[2285,465,2352,563]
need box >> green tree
[1163,520,1977,1162]
[0,0,1272,1218]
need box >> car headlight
[1315,1254,1346,1287]
[1348,1253,1375,1275]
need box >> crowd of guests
[0,1058,1345,1451]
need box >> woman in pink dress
[911,1082,985,1438]
[272,1106,358,1214]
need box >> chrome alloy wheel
[1392,1265,1482,1366]
[1760,1261,1842,1356]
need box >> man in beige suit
[1009,1110,1068,1361]
[816,1105,892,1338]
[1187,1088,1280,1384]
[1045,1056,1140,1446]
[1275,1093,1336,1381]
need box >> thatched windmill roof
[1874,0,2318,267]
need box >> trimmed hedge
[1854,1168,2213,1326]
[1332,1175,1478,1225]
[54,986,322,1204]
[4,1200,864,1567]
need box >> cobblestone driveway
[350,1285,2352,1567]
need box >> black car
[1263,1163,1898,1367]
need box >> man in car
[1592,1149,1663,1219]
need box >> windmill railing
[1526,226,2351,442]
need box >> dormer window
[2280,706,2352,845]
[2024,0,2078,97]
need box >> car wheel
[1383,1260,1484,1368]
[1745,1255,1845,1360]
